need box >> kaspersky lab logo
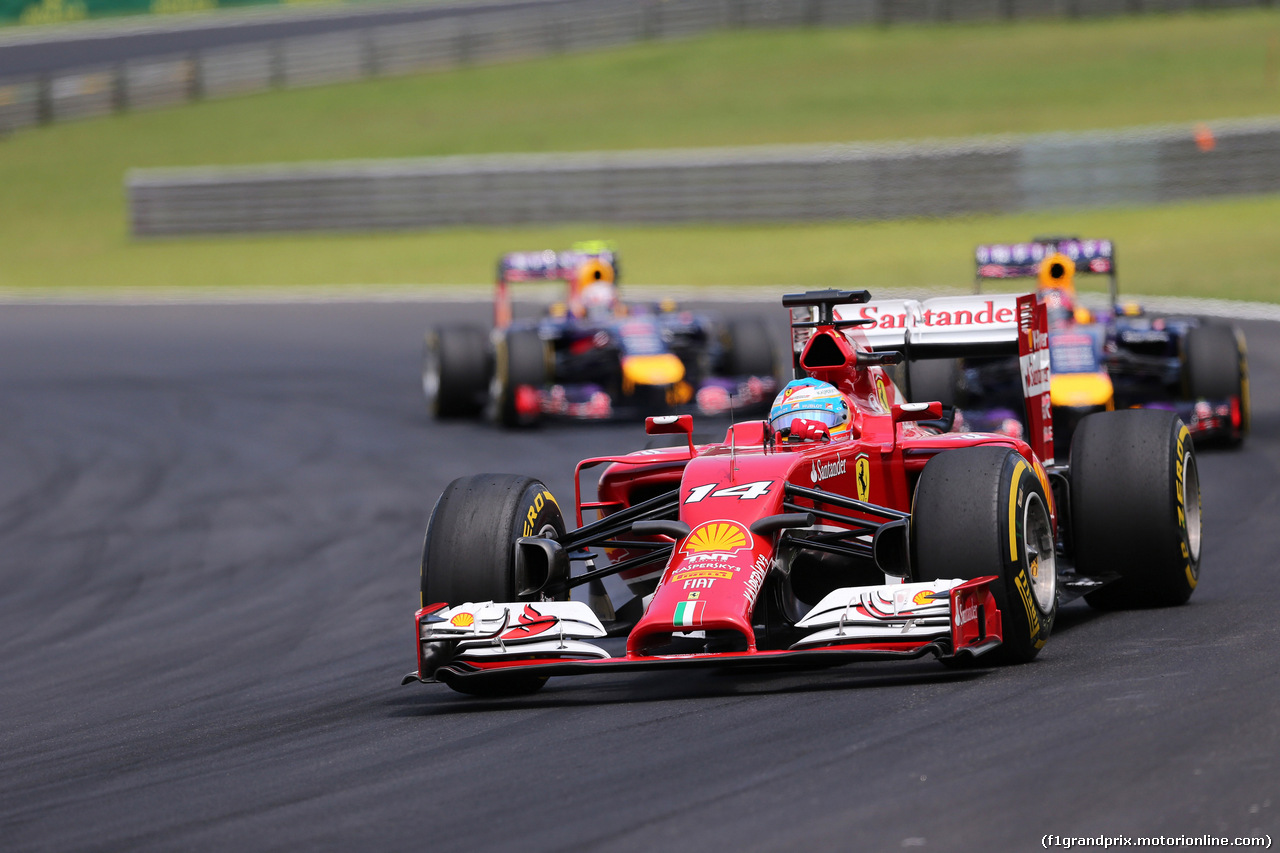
[811,455,846,484]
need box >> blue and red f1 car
[868,238,1249,456]
[422,245,778,427]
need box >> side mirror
[645,414,695,456]
[645,414,693,436]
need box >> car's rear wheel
[494,329,551,428]
[1184,322,1249,446]
[1073,409,1200,609]
[721,317,777,378]
[912,446,1056,664]
[423,326,489,418]
[421,474,567,696]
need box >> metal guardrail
[2,0,1272,135]
[127,118,1280,234]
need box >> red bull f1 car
[875,238,1249,457]
[405,289,1202,697]
[422,245,778,427]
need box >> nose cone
[1049,372,1114,409]
[622,354,686,388]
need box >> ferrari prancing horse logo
[874,375,890,412]
[855,454,871,501]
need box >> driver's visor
[769,405,843,433]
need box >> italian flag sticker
[673,599,705,628]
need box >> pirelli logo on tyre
[521,489,558,537]
[1174,424,1197,589]
[1014,568,1040,638]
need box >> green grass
[2,9,1279,297]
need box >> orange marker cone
[1194,123,1216,152]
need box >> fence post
[641,0,659,39]
[270,40,285,88]
[363,28,379,78]
[36,74,51,124]
[189,51,204,101]
[457,16,472,65]
[113,63,127,112]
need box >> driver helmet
[1037,252,1076,291]
[569,258,617,318]
[768,378,851,440]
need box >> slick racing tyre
[912,446,1057,664]
[1072,410,1200,609]
[423,326,489,418]
[1184,323,1250,446]
[420,475,567,696]
[721,317,777,378]
[494,329,551,428]
[421,474,567,606]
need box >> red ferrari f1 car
[406,289,1202,696]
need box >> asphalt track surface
[1,300,1277,851]
[0,0,561,78]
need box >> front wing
[404,578,1002,689]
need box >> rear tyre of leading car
[421,474,567,695]
[423,326,490,418]
[1184,322,1249,447]
[1072,409,1200,609]
[721,317,778,378]
[912,446,1057,664]
[494,329,551,428]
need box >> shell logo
[683,521,751,555]
[450,612,475,628]
[913,590,937,605]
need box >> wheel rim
[1183,450,1202,565]
[1023,491,1057,613]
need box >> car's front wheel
[912,446,1057,664]
[420,474,567,695]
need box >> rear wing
[974,237,1117,304]
[812,293,1053,463]
[497,247,619,285]
[494,243,619,328]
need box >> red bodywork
[415,296,1054,685]
[585,319,1046,657]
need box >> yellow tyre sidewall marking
[522,489,559,537]
[1176,425,1197,590]
[1007,459,1041,639]
[1007,460,1027,563]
